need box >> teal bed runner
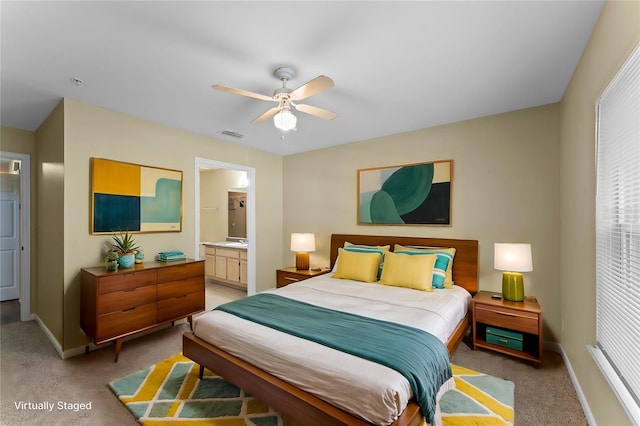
[215,293,451,423]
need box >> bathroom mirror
[228,190,247,238]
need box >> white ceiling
[1,1,604,156]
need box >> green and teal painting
[358,160,451,225]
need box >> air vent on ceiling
[219,130,245,139]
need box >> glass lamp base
[502,272,524,301]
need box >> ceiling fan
[212,67,338,131]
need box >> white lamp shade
[290,233,315,252]
[273,109,297,131]
[494,243,533,272]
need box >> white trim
[588,345,640,425]
[33,314,64,359]
[545,341,596,425]
[194,157,256,296]
[0,151,31,321]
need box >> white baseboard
[544,341,597,425]
[32,314,65,359]
[31,314,102,359]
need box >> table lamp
[494,243,533,302]
[291,233,316,270]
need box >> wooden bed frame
[183,234,478,426]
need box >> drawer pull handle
[495,311,519,317]
[285,277,300,282]
[499,339,508,344]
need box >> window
[592,42,640,423]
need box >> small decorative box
[486,326,523,351]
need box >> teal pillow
[395,249,453,289]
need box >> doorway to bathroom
[194,157,255,308]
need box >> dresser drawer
[95,303,156,342]
[157,276,203,301]
[97,285,156,315]
[156,291,204,323]
[97,270,157,294]
[157,262,204,283]
[475,304,539,335]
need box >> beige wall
[34,101,66,344]
[0,126,38,313]
[61,98,283,350]
[560,1,640,424]
[283,103,562,339]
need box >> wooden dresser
[81,259,205,362]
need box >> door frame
[194,157,256,296]
[0,151,31,320]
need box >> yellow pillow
[332,249,382,283]
[394,244,456,288]
[343,242,390,279]
[379,252,437,291]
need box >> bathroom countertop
[201,241,248,249]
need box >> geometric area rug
[109,353,514,426]
[440,364,514,426]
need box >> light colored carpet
[108,353,514,425]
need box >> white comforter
[193,275,471,425]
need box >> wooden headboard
[330,234,479,295]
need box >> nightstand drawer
[277,272,303,287]
[475,304,539,335]
[276,267,330,288]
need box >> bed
[183,234,478,426]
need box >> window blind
[595,42,640,422]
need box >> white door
[0,191,20,301]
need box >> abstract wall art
[358,160,452,226]
[91,158,183,234]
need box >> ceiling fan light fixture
[273,108,297,131]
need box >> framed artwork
[90,158,183,234]
[358,160,452,226]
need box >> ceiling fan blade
[289,75,334,101]
[251,106,282,124]
[293,103,338,120]
[212,85,274,102]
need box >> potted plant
[109,231,140,268]
[103,250,120,271]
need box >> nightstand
[472,290,543,367]
[276,267,330,288]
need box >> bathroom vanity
[203,242,247,290]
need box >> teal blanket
[215,293,451,424]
